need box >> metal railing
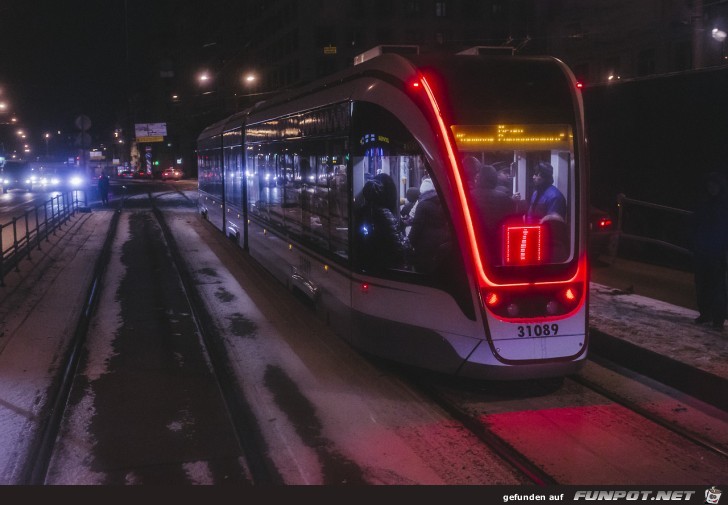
[613,193,694,262]
[0,190,88,286]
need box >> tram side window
[296,139,349,259]
[224,145,243,208]
[245,145,284,223]
[351,101,457,283]
[246,135,350,261]
[198,140,223,199]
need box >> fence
[0,190,88,286]
[612,193,694,269]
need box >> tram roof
[198,52,574,139]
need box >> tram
[197,52,590,380]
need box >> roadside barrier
[610,193,697,271]
[0,190,88,286]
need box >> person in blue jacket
[526,161,566,223]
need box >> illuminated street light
[712,28,727,42]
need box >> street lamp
[198,71,215,95]
[712,27,727,61]
[44,132,51,157]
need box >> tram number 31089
[516,324,560,338]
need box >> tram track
[412,376,559,485]
[20,209,121,484]
[19,202,281,484]
[15,189,727,484]
[151,204,283,485]
[571,359,728,457]
[406,357,728,485]
[176,197,727,484]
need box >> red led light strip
[417,74,587,288]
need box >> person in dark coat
[527,161,566,222]
[354,178,410,272]
[692,171,728,330]
[400,186,420,219]
[471,163,515,263]
[408,178,451,273]
[97,174,110,206]
[373,172,399,215]
[399,186,420,234]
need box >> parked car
[161,167,182,180]
[589,206,618,259]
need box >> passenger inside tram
[354,176,410,273]
[408,177,452,274]
[464,156,516,263]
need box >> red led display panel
[504,225,544,265]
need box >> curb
[590,328,728,412]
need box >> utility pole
[693,0,704,69]
[125,0,134,168]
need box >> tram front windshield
[452,123,575,269]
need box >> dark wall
[583,66,728,215]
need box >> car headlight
[69,176,83,187]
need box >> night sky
[0,1,183,143]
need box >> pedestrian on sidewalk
[692,171,728,331]
[98,173,110,206]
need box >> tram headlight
[546,300,561,315]
[69,175,83,188]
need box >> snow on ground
[589,283,727,378]
[1,188,725,484]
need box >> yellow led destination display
[451,124,572,150]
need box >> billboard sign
[135,122,167,140]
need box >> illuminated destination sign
[504,224,543,265]
[451,124,572,150]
